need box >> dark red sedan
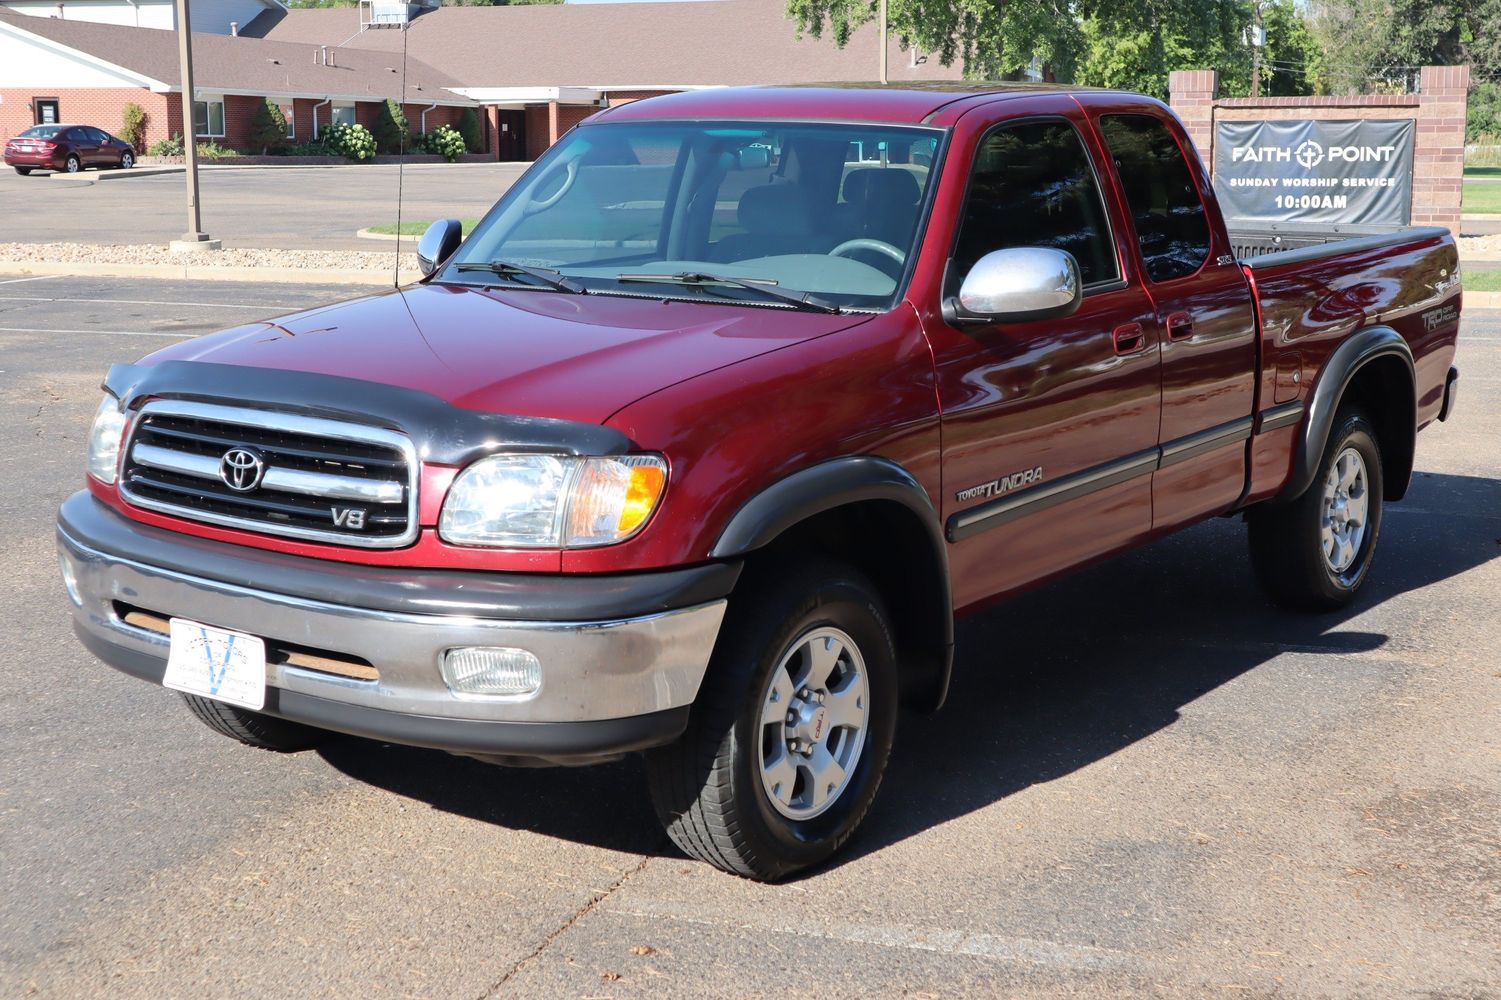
[4,124,135,175]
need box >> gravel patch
[0,241,417,272]
[1458,233,1501,259]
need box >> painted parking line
[0,274,62,286]
[0,325,194,337]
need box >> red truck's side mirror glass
[418,219,464,276]
[945,247,1082,326]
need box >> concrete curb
[49,166,185,181]
[1467,291,1501,309]
[1465,213,1501,222]
[356,228,416,243]
[0,260,419,285]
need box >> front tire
[180,693,328,752]
[1248,407,1384,611]
[120,151,134,169]
[646,558,897,881]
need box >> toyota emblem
[219,448,266,492]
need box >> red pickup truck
[58,84,1462,880]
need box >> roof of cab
[596,83,1114,128]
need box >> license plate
[163,618,267,710]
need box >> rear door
[927,101,1162,611]
[1083,102,1258,529]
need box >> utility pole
[878,0,888,85]
[1249,1,1265,99]
[171,0,220,251]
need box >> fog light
[59,553,81,607]
[441,647,541,698]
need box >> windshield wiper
[615,271,841,314]
[454,259,588,294]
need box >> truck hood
[144,283,873,425]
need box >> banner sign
[1213,118,1415,226]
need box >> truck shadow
[317,470,1501,869]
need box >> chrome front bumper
[58,493,735,761]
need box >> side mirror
[417,218,463,276]
[944,247,1082,325]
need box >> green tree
[457,107,482,152]
[248,98,288,155]
[374,97,409,154]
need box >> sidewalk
[0,242,420,285]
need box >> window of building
[194,97,225,138]
[331,102,357,127]
[282,105,295,139]
[33,98,59,125]
[950,119,1118,290]
[1098,114,1211,283]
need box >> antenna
[394,16,410,288]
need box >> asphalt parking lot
[1,275,1498,998]
[0,162,526,251]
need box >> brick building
[2,0,964,160]
[0,8,476,151]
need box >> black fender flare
[710,456,955,711]
[1279,325,1415,503]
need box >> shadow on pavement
[318,470,1501,869]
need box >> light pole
[171,0,220,251]
[878,0,888,85]
[1249,1,1266,99]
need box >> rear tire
[645,558,898,881]
[13,166,32,175]
[180,693,328,752]
[1248,407,1384,611]
[64,155,80,173]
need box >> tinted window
[951,120,1117,289]
[20,125,64,139]
[88,127,111,142]
[1099,115,1211,282]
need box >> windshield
[18,126,64,139]
[443,120,944,311]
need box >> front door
[930,109,1162,612]
[1085,104,1258,529]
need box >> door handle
[1112,322,1145,355]
[1166,311,1195,341]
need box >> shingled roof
[0,8,474,104]
[241,0,964,90]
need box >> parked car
[5,124,135,174]
[57,84,1462,881]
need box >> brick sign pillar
[1169,65,1470,233]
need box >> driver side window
[950,120,1118,292]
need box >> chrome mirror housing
[950,247,1082,324]
[417,218,464,276]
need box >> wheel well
[1341,355,1415,501]
[740,500,952,711]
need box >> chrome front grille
[119,401,419,548]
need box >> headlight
[86,395,127,485]
[439,453,667,548]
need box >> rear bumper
[1439,365,1459,422]
[3,150,62,168]
[58,492,738,762]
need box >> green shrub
[120,102,147,150]
[374,98,409,154]
[249,99,288,155]
[195,140,240,159]
[321,121,377,161]
[413,125,467,162]
[457,107,481,153]
[147,133,184,156]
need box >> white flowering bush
[415,125,467,162]
[322,122,376,162]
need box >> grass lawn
[366,219,479,237]
[1464,182,1501,215]
[1466,270,1501,292]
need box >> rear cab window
[948,118,1119,295]
[1097,114,1212,282]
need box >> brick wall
[0,88,172,148]
[1168,65,1470,232]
